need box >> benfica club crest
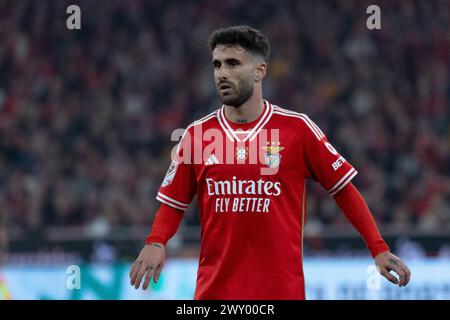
[262,143,284,168]
[235,147,248,161]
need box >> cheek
[245,67,257,83]
[236,71,254,86]
[241,74,255,88]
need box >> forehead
[212,44,252,61]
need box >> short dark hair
[208,25,270,63]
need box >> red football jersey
[157,100,358,299]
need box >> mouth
[219,83,233,96]
[219,83,232,91]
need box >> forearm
[333,183,390,258]
[145,203,184,245]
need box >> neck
[224,92,264,124]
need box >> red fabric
[333,182,390,258]
[145,203,183,245]
[156,100,359,299]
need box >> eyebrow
[212,58,241,65]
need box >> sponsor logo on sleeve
[162,160,178,187]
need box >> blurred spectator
[0,0,448,245]
[0,211,7,264]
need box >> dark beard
[219,82,254,108]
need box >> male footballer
[129,25,411,299]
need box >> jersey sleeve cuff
[328,168,358,196]
[156,192,190,211]
[368,240,391,258]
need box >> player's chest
[193,127,303,181]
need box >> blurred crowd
[0,0,449,244]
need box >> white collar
[216,100,274,142]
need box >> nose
[215,66,229,82]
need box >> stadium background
[0,0,449,299]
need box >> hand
[374,251,411,287]
[129,243,166,290]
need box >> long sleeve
[145,203,184,245]
[333,182,390,258]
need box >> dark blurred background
[0,0,449,266]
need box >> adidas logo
[204,154,220,165]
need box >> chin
[220,95,242,108]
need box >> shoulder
[271,105,325,141]
[174,109,218,155]
[185,109,218,132]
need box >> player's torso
[190,102,308,299]
[187,102,310,242]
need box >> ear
[255,62,267,83]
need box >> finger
[398,262,411,286]
[380,268,399,285]
[130,263,140,285]
[134,265,149,289]
[390,264,406,286]
[130,261,142,285]
[130,260,138,279]
[154,264,163,283]
[143,266,156,290]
